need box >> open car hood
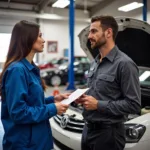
[79,17,150,67]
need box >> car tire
[50,75,62,86]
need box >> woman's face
[32,31,45,53]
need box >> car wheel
[50,75,62,86]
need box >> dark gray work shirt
[83,46,141,124]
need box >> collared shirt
[1,58,56,150]
[83,46,141,124]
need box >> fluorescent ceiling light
[52,0,70,8]
[139,71,150,82]
[118,2,143,12]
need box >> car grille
[53,114,84,133]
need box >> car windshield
[50,58,59,64]
[139,67,150,88]
[50,58,68,65]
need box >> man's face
[88,21,106,50]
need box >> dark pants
[81,123,125,150]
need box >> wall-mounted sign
[47,41,58,53]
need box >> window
[0,33,37,63]
[0,33,11,63]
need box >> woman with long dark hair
[0,20,69,150]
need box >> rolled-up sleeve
[4,67,57,124]
[98,60,141,115]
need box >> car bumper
[50,118,150,150]
[50,118,81,150]
[125,141,150,150]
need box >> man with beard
[77,15,141,150]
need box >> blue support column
[66,0,76,90]
[143,0,147,21]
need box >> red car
[38,58,68,70]
[38,61,55,70]
[39,57,89,70]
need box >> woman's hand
[54,93,70,103]
[55,103,69,115]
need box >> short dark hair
[91,15,118,40]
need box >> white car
[51,17,150,150]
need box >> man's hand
[80,95,98,110]
[54,93,70,103]
[75,94,86,104]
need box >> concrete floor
[45,85,68,97]
[0,85,76,150]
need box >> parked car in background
[50,17,150,150]
[38,57,68,70]
[51,56,89,65]
[41,61,90,86]
[39,56,89,70]
[50,57,68,68]
[38,61,55,70]
[40,56,89,86]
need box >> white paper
[61,88,89,105]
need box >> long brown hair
[0,20,46,96]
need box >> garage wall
[0,17,20,33]
[0,18,14,33]
[38,8,89,63]
[0,17,37,65]
[0,7,89,63]
[0,16,36,33]
[39,19,89,63]
[94,0,150,23]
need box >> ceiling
[0,0,115,16]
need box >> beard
[90,33,106,50]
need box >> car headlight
[125,124,146,143]
[41,72,48,77]
[59,65,67,70]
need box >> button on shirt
[83,46,141,124]
[1,58,57,150]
